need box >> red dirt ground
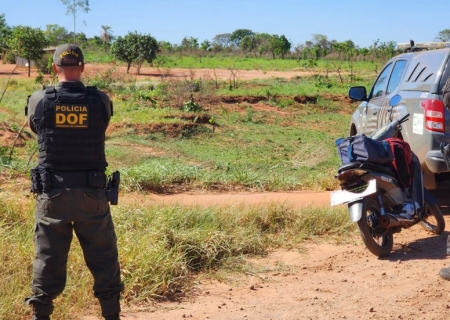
[79,191,450,320]
[3,63,450,320]
[0,63,326,82]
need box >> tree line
[1,11,450,78]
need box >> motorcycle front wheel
[356,197,393,257]
[419,201,445,234]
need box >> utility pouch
[106,171,120,205]
[30,168,42,194]
[39,169,52,193]
[89,170,107,188]
[30,167,52,193]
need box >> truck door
[378,60,408,126]
[363,62,394,134]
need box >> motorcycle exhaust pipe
[379,213,413,228]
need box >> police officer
[25,44,123,320]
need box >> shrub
[3,50,16,64]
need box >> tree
[378,41,397,60]
[61,0,90,43]
[8,26,48,77]
[135,34,159,75]
[360,47,370,61]
[240,33,271,57]
[45,24,70,46]
[0,14,12,56]
[158,41,174,53]
[212,33,232,49]
[230,29,254,47]
[111,31,159,74]
[240,35,257,53]
[77,32,88,46]
[100,25,113,52]
[269,34,291,59]
[180,36,199,52]
[255,33,273,56]
[305,34,332,58]
[332,40,356,60]
[200,40,211,51]
[437,29,450,42]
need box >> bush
[34,54,53,74]
[3,50,16,64]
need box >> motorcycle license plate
[330,179,377,206]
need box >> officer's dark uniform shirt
[27,81,112,171]
[27,81,112,133]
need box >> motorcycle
[331,94,445,257]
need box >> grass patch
[0,196,355,319]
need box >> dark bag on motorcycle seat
[336,134,394,166]
[385,138,413,189]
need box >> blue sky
[2,0,450,48]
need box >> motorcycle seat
[338,161,394,176]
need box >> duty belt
[31,168,106,192]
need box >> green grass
[0,74,357,191]
[152,54,383,74]
[103,92,351,193]
[0,195,355,320]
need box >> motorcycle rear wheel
[419,201,445,234]
[356,197,393,257]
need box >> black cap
[53,44,84,66]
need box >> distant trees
[4,12,450,74]
[200,40,211,51]
[180,36,199,52]
[61,0,90,43]
[8,26,48,77]
[100,25,113,52]
[45,24,71,46]
[0,14,12,58]
[111,31,159,74]
[437,29,450,42]
[230,29,255,47]
[241,33,269,56]
[269,35,291,59]
[239,33,291,59]
[211,33,232,50]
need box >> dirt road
[81,191,450,320]
[0,63,321,82]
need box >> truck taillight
[421,99,445,133]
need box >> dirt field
[3,63,450,320]
[81,191,450,320]
[0,62,323,82]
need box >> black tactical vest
[33,85,108,171]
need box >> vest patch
[55,104,89,128]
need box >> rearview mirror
[348,86,367,101]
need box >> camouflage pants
[25,187,123,317]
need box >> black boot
[99,295,121,320]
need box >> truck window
[386,60,407,94]
[439,56,450,93]
[371,63,393,98]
